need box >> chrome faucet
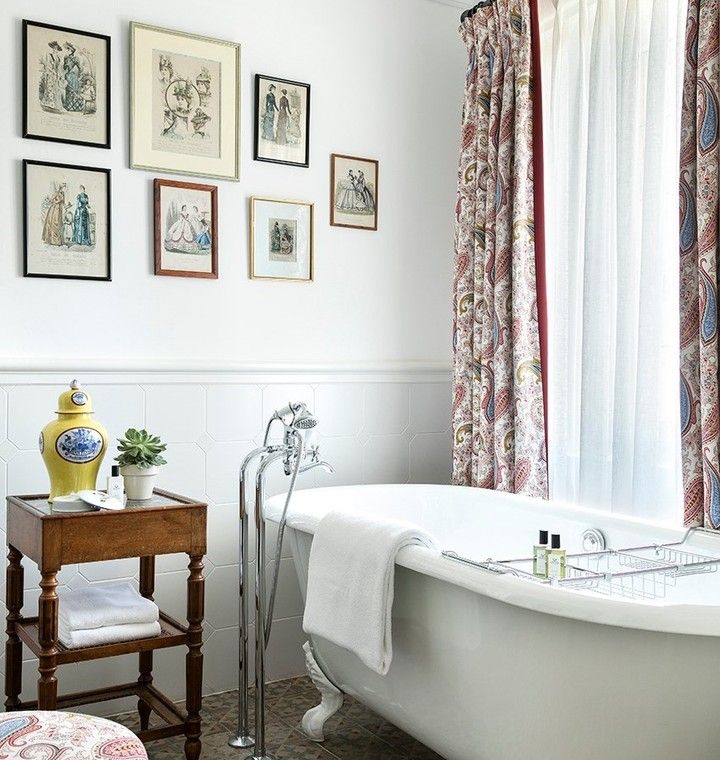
[228,403,333,760]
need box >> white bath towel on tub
[302,510,436,675]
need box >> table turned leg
[184,554,204,760]
[5,546,24,710]
[138,556,156,730]
[37,569,59,710]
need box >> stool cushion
[0,711,147,759]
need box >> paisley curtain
[679,0,720,527]
[452,0,548,497]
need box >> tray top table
[4,488,207,760]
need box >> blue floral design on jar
[71,391,87,406]
[55,427,103,464]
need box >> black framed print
[23,20,111,149]
[23,160,111,281]
[254,74,310,167]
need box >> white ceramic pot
[119,464,158,501]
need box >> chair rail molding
[0,358,452,385]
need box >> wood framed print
[154,178,218,278]
[23,20,111,148]
[130,22,240,181]
[330,153,378,230]
[254,74,310,167]
[250,197,313,282]
[23,159,111,281]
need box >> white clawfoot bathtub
[265,484,720,760]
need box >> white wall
[1,0,464,366]
[0,0,464,712]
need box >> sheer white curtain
[541,0,687,524]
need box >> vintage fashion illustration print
[250,197,313,282]
[268,218,297,263]
[154,178,218,278]
[131,23,240,181]
[152,50,221,159]
[254,75,310,167]
[23,20,110,148]
[330,154,379,230]
[24,160,111,280]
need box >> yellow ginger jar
[40,380,108,502]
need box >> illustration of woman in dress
[39,41,64,112]
[262,84,278,141]
[280,224,294,255]
[41,182,66,246]
[196,216,211,250]
[336,170,360,211]
[62,43,84,112]
[287,89,302,144]
[72,185,92,246]
[270,221,281,252]
[165,204,198,253]
[356,171,375,212]
[276,89,292,145]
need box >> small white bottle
[106,465,124,501]
[533,530,549,577]
[546,533,567,580]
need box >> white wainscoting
[0,365,452,711]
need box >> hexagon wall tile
[145,385,205,443]
[206,384,263,441]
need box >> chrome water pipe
[228,445,273,750]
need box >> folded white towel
[59,621,162,649]
[302,510,436,675]
[58,583,159,631]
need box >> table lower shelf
[11,681,188,743]
[14,611,188,665]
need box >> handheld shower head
[273,402,318,431]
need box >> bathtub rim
[266,484,720,638]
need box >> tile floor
[112,675,443,759]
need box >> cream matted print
[23,159,111,281]
[23,20,110,148]
[130,22,240,181]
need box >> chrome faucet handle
[306,444,321,463]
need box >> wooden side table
[4,489,207,760]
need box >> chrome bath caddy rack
[442,527,720,600]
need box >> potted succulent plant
[115,428,167,501]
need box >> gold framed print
[250,197,313,282]
[130,22,240,181]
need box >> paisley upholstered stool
[0,711,147,759]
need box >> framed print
[330,153,379,230]
[23,159,111,281]
[130,22,240,181]
[23,20,111,148]
[250,197,313,282]
[154,178,218,278]
[254,74,310,167]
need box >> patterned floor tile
[109,676,440,759]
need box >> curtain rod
[460,0,493,22]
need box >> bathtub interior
[267,484,720,607]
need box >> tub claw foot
[301,641,343,742]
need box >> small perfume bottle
[533,530,549,577]
[106,465,124,501]
[547,533,566,580]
